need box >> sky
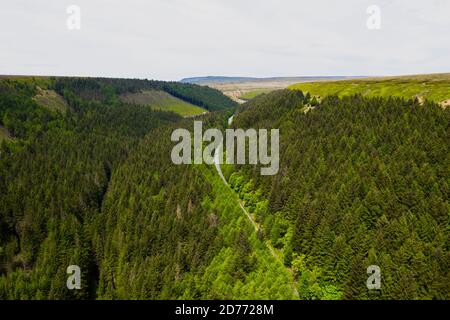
[1,0,449,81]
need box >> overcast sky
[1,0,449,80]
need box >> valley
[181,76,363,103]
[0,74,449,300]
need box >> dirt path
[213,115,299,298]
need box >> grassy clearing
[240,89,274,101]
[120,90,207,117]
[0,75,52,89]
[33,88,70,114]
[289,74,450,105]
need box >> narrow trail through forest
[213,115,299,298]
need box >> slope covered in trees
[53,77,237,112]
[229,90,450,299]
[119,89,206,117]
[0,78,181,299]
[92,117,296,299]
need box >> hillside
[181,76,261,84]
[229,89,450,299]
[51,77,237,113]
[120,90,207,117]
[288,73,450,106]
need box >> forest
[0,76,449,300]
[0,76,291,299]
[229,89,450,299]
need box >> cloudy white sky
[1,0,449,80]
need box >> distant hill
[182,76,367,103]
[181,76,259,84]
[181,76,362,85]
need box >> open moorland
[289,73,450,106]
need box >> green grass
[288,74,450,104]
[33,88,70,114]
[0,75,52,89]
[240,89,274,101]
[120,90,207,117]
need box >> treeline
[52,77,237,112]
[230,90,450,299]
